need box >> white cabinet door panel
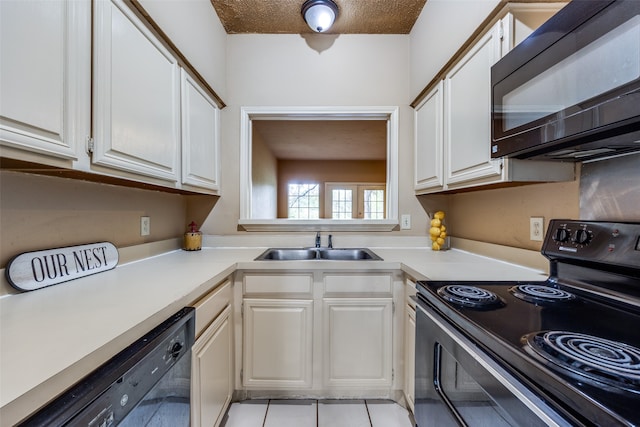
[404,305,416,412]
[191,306,232,427]
[445,24,503,186]
[414,81,444,192]
[181,71,220,191]
[243,299,313,389]
[0,0,88,159]
[93,0,180,181]
[323,298,393,388]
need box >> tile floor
[220,399,414,427]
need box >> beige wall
[409,0,501,98]
[0,171,187,268]
[251,131,279,219]
[137,0,228,99]
[424,178,581,251]
[203,34,429,236]
[277,159,386,218]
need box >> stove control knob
[553,228,570,243]
[573,229,592,245]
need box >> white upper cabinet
[444,22,503,187]
[181,70,220,191]
[414,5,573,194]
[0,0,90,160]
[414,82,444,192]
[93,0,180,182]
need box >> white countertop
[0,245,546,424]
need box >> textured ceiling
[253,120,387,160]
[210,0,427,34]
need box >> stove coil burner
[524,331,640,393]
[509,284,576,305]
[437,285,504,310]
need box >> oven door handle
[415,301,570,427]
[433,343,469,427]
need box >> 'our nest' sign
[6,242,119,292]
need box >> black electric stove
[416,220,640,426]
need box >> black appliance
[491,0,640,162]
[415,220,640,426]
[18,307,195,426]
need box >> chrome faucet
[315,232,321,248]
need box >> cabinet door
[93,0,180,181]
[414,81,444,192]
[404,305,416,412]
[191,306,232,427]
[323,298,393,388]
[181,70,220,191]
[444,22,503,187]
[243,299,313,388]
[0,0,89,159]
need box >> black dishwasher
[19,307,195,427]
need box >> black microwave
[491,0,640,162]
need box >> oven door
[414,299,570,427]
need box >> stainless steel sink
[317,248,382,260]
[254,248,318,260]
[254,248,382,261]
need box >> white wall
[137,0,227,99]
[409,0,500,99]
[202,34,429,236]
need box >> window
[325,183,385,219]
[288,183,320,219]
[362,188,385,219]
[331,188,353,219]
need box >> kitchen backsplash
[580,153,640,222]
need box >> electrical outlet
[140,216,150,236]
[530,217,544,241]
[401,214,411,230]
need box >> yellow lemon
[429,227,441,237]
[440,225,446,232]
[437,237,445,246]
[434,211,445,220]
[430,218,441,227]
[440,231,447,239]
[432,242,441,251]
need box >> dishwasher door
[19,307,195,427]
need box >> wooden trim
[127,0,227,109]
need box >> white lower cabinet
[323,298,393,388]
[191,278,232,427]
[191,306,232,427]
[403,277,417,413]
[243,299,314,389]
[236,271,401,397]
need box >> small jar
[183,221,202,251]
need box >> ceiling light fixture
[302,0,338,33]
